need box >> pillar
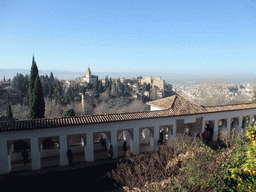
[227,118,231,139]
[250,114,254,125]
[168,127,172,141]
[85,131,94,162]
[239,116,243,129]
[111,130,118,159]
[150,137,155,150]
[0,140,11,175]
[31,137,41,170]
[59,134,68,166]
[213,119,219,141]
[173,121,177,138]
[132,128,140,155]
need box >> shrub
[62,108,75,117]
[229,124,256,191]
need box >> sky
[1,0,256,77]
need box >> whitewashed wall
[1,107,256,175]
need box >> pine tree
[30,75,45,119]
[3,75,5,82]
[5,92,13,119]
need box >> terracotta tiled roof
[146,94,205,113]
[205,102,256,113]
[146,95,177,109]
[1,95,256,133]
[168,95,207,115]
[0,110,174,133]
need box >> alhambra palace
[0,92,255,175]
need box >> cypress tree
[30,75,45,119]
[99,80,103,93]
[5,92,13,119]
[3,75,5,82]
[29,56,45,119]
[105,76,109,91]
[94,76,99,92]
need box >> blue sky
[1,0,256,76]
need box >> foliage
[28,56,45,119]
[108,128,252,192]
[11,73,29,96]
[29,75,45,119]
[5,92,13,118]
[228,124,256,191]
[62,108,75,117]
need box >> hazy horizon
[0,68,255,85]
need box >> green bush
[62,108,75,117]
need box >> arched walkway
[218,119,227,142]
[205,121,214,143]
[93,132,111,160]
[8,139,31,172]
[139,127,154,153]
[242,116,250,129]
[117,129,133,157]
[39,136,60,168]
[67,134,86,163]
[159,125,173,145]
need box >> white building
[80,68,97,84]
[0,94,256,175]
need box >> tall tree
[29,55,39,111]
[104,76,109,91]
[29,75,45,119]
[3,75,6,82]
[5,92,13,119]
[29,56,45,119]
[94,76,99,92]
[11,73,29,96]
[99,80,103,93]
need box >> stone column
[173,121,177,138]
[250,114,254,125]
[0,140,11,175]
[168,126,172,141]
[31,137,41,170]
[227,118,231,139]
[213,119,219,141]
[111,129,118,159]
[85,131,94,162]
[132,128,140,155]
[239,116,243,129]
[59,134,68,166]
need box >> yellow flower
[255,164,256,167]
[253,171,256,175]
[253,135,255,138]
[238,183,241,187]
[232,175,236,178]
[244,169,247,173]
[249,170,252,174]
[249,186,252,190]
[239,178,242,181]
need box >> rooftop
[1,94,256,133]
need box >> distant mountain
[0,69,254,85]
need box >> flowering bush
[229,124,256,191]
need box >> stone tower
[86,67,91,83]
